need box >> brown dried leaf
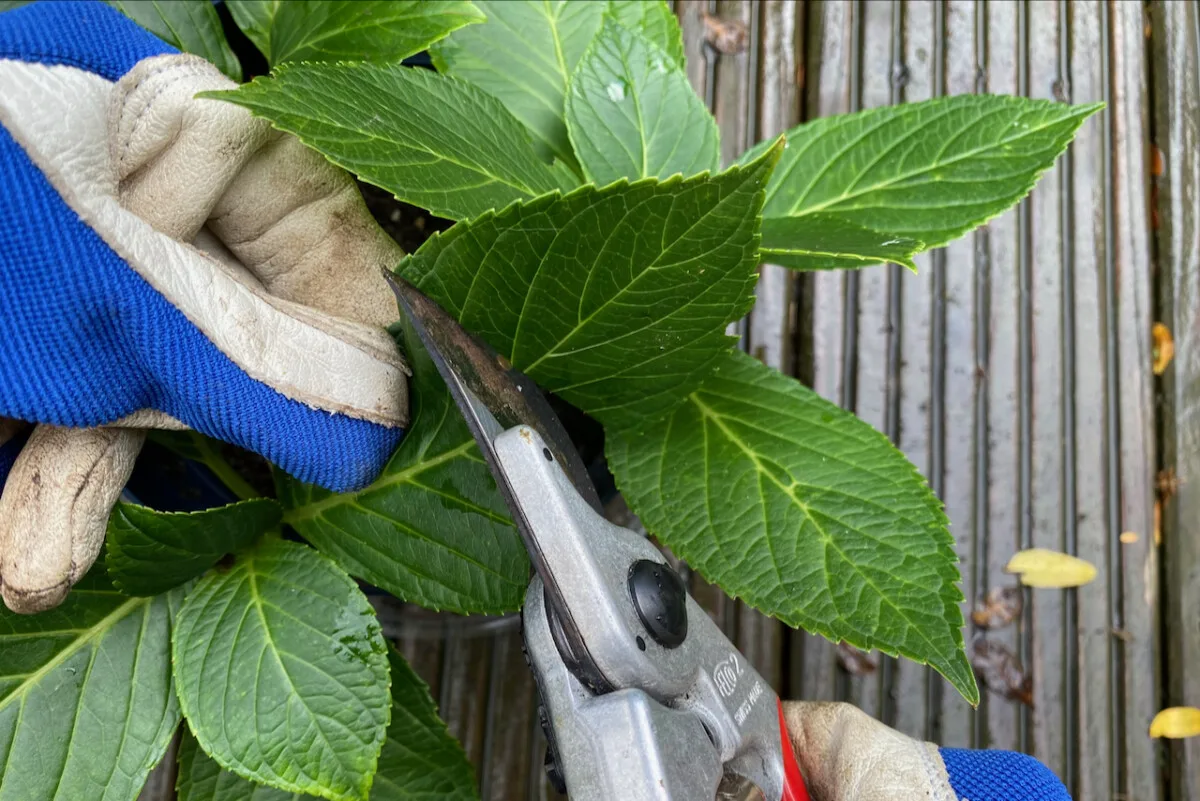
[701,12,748,54]
[972,586,1023,630]
[836,642,877,675]
[1153,322,1174,375]
[970,638,1033,708]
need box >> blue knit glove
[0,2,408,612]
[783,701,1070,801]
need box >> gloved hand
[0,1,408,613]
[783,701,1070,801]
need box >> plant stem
[195,436,261,501]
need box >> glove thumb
[782,701,1071,801]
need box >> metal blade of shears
[385,273,606,678]
[385,274,602,515]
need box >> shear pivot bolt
[627,559,688,649]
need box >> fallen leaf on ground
[701,12,748,54]
[1149,707,1200,738]
[836,643,877,675]
[1157,467,1181,501]
[1005,548,1097,588]
[1120,531,1139,544]
[972,586,1023,629]
[971,637,1033,708]
[1153,322,1174,375]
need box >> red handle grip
[776,699,810,801]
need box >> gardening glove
[0,1,409,614]
[783,701,1070,801]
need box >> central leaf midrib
[780,105,1088,220]
[519,174,757,374]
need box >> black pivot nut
[627,559,688,648]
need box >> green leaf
[430,0,609,171]
[205,62,567,220]
[176,650,478,801]
[226,0,484,67]
[760,214,923,272]
[746,95,1102,252]
[173,540,391,801]
[279,317,527,615]
[606,351,979,704]
[106,499,281,596]
[400,142,780,428]
[0,2,31,13]
[178,729,300,801]
[108,0,241,81]
[0,560,183,800]
[608,0,684,66]
[565,17,717,186]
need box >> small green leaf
[206,62,567,220]
[0,2,31,13]
[226,0,484,67]
[745,94,1102,251]
[565,17,717,186]
[0,560,183,800]
[106,499,282,596]
[431,0,609,171]
[606,351,978,704]
[608,0,684,65]
[173,540,391,801]
[760,214,923,272]
[401,142,780,428]
[278,316,527,615]
[108,0,241,80]
[176,650,478,801]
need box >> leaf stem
[194,435,261,502]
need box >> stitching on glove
[115,57,218,170]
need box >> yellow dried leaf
[1120,531,1139,544]
[1005,549,1097,588]
[1149,707,1200,738]
[1153,322,1174,375]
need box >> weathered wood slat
[1152,3,1200,800]
[1112,5,1160,800]
[938,0,984,752]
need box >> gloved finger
[112,54,401,328]
[0,425,142,614]
[783,701,949,801]
[0,5,406,491]
[782,701,1070,801]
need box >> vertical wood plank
[1064,5,1117,797]
[1024,0,1069,779]
[1151,3,1200,799]
[478,629,539,801]
[1111,5,1162,801]
[892,0,937,740]
[980,0,1022,753]
[937,0,982,751]
[439,634,495,787]
[794,0,856,704]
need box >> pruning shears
[387,274,809,801]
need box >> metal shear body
[388,275,808,801]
